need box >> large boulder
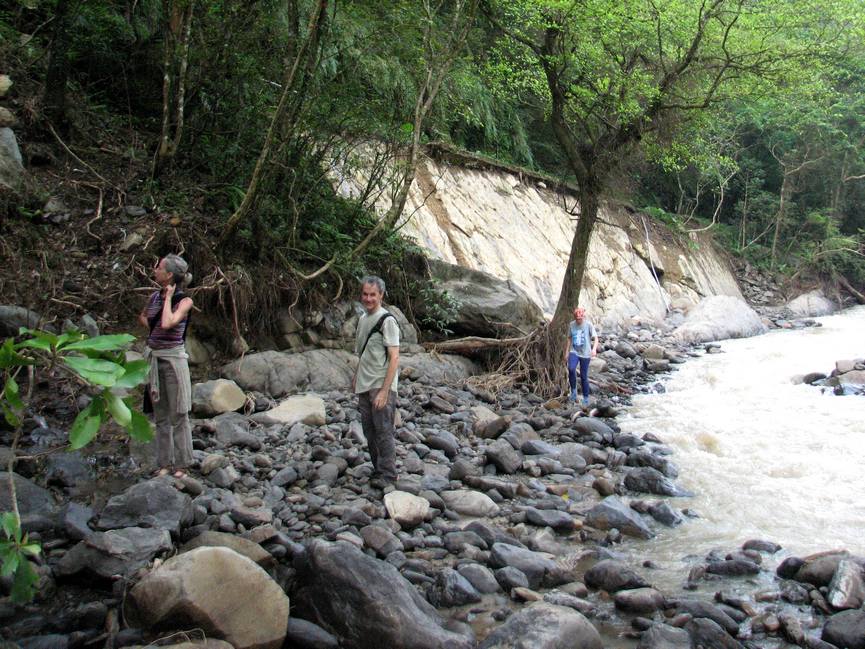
[0,306,44,338]
[292,540,473,649]
[672,295,767,344]
[784,290,836,317]
[478,602,602,649]
[96,478,193,537]
[0,472,58,528]
[222,349,356,397]
[400,352,479,383]
[250,393,326,426]
[421,260,544,337]
[0,127,24,191]
[55,527,172,579]
[130,547,289,649]
[192,379,247,417]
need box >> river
[616,304,865,594]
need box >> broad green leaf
[17,338,52,352]
[69,403,102,450]
[105,391,132,427]
[62,357,125,387]
[10,556,38,604]
[0,339,35,368]
[3,377,25,411]
[1,513,17,539]
[114,360,150,389]
[19,329,58,348]
[2,402,21,428]
[20,543,41,557]
[0,552,18,577]
[127,410,154,442]
[63,334,136,353]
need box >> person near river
[353,275,400,489]
[139,254,194,478]
[565,306,599,406]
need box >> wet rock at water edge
[614,587,666,614]
[457,563,500,594]
[624,467,693,497]
[673,599,741,636]
[826,558,865,610]
[428,568,483,607]
[291,540,473,649]
[584,560,649,593]
[685,617,745,649]
[822,609,865,649]
[489,542,558,590]
[637,623,692,649]
[707,558,761,576]
[478,602,602,649]
[584,496,654,539]
[130,547,289,649]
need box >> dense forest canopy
[2,0,864,328]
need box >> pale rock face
[334,152,743,329]
[383,490,430,528]
[0,127,24,191]
[672,295,767,344]
[250,393,326,426]
[130,546,290,649]
[440,489,500,517]
[785,290,837,317]
[193,379,247,417]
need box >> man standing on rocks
[353,275,400,489]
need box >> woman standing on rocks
[138,254,194,478]
[565,307,598,406]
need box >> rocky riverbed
[2,293,864,649]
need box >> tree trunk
[153,0,195,177]
[43,0,74,131]
[771,171,793,268]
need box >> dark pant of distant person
[357,388,397,481]
[568,352,591,399]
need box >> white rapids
[617,304,865,587]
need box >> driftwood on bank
[422,334,529,355]
[837,274,865,304]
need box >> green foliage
[1,329,153,602]
[0,512,41,604]
[414,284,462,336]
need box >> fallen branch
[837,274,865,304]
[423,334,530,355]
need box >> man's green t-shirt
[354,307,400,394]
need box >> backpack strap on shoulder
[359,312,396,362]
